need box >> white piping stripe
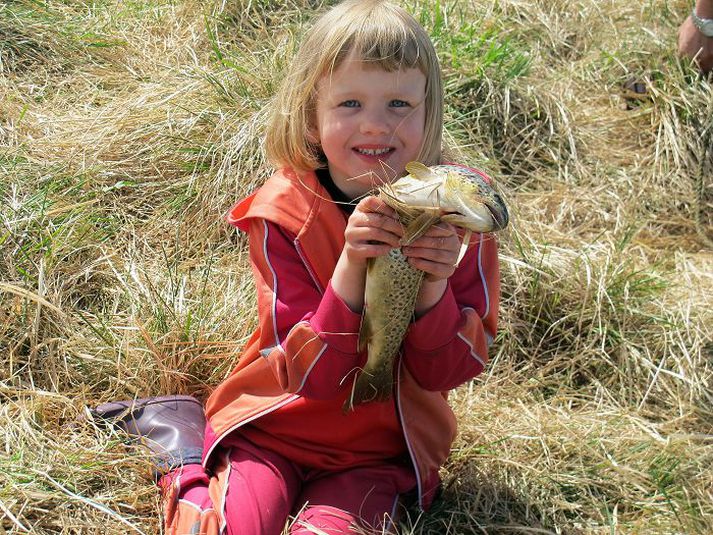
[294,238,323,293]
[284,320,309,339]
[457,332,486,368]
[385,494,400,531]
[395,362,423,509]
[460,307,495,348]
[476,233,490,318]
[296,342,328,393]
[218,448,231,535]
[262,221,282,350]
[177,499,214,515]
[202,395,300,464]
[486,331,494,347]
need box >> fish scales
[347,247,424,408]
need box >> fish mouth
[442,194,509,232]
[485,192,509,230]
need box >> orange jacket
[203,168,500,509]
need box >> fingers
[343,197,403,261]
[678,19,713,73]
[403,222,459,255]
[344,201,465,280]
[404,251,459,280]
[402,223,461,281]
[350,198,403,243]
[353,197,400,226]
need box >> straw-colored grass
[1,0,711,533]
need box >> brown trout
[344,162,509,411]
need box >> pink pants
[160,435,417,535]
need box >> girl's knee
[165,499,220,535]
[160,464,212,530]
[290,504,356,534]
[290,504,396,535]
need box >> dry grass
[1,0,711,533]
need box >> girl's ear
[306,123,320,145]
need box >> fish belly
[344,248,424,411]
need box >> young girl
[96,1,501,533]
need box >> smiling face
[313,54,427,200]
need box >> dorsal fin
[405,161,433,181]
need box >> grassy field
[1,0,711,533]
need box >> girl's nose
[359,110,390,136]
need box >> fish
[343,162,509,412]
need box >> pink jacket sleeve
[248,219,365,399]
[401,232,500,391]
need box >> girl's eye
[339,100,360,108]
[390,99,410,108]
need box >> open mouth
[353,147,394,157]
[442,201,509,231]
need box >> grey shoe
[91,395,205,476]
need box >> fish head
[384,162,509,233]
[436,165,509,232]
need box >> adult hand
[678,8,713,73]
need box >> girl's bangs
[355,37,424,71]
[335,23,428,73]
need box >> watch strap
[692,9,713,37]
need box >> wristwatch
[692,9,713,37]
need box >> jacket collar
[227,168,347,291]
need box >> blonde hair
[265,0,443,175]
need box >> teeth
[356,147,391,156]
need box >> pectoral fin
[401,211,441,245]
[454,229,472,267]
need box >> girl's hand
[342,196,403,266]
[402,222,461,282]
[402,222,462,316]
[332,196,403,312]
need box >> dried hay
[0,0,711,533]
